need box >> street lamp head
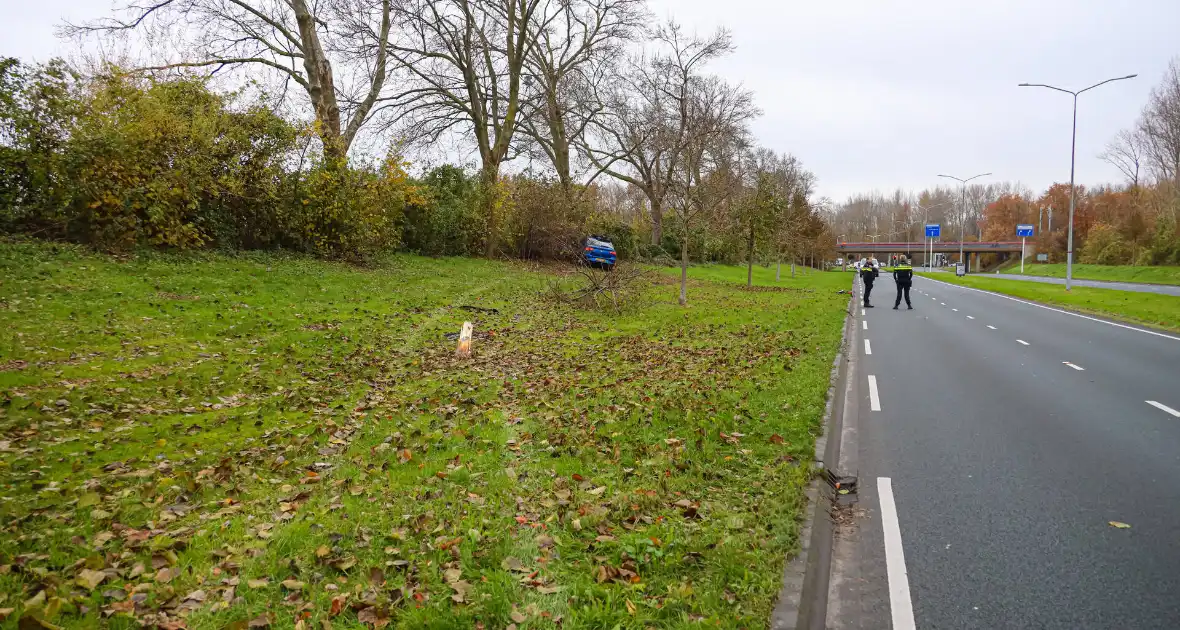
[1122,74,1138,80]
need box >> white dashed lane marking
[987,325,997,330]
[1017,339,1030,346]
[967,316,975,320]
[863,321,868,330]
[865,339,873,355]
[1063,362,1085,371]
[868,375,881,411]
[1146,401,1180,417]
[878,478,917,630]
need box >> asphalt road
[987,272,1180,296]
[831,273,1180,629]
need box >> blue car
[582,235,617,269]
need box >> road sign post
[925,224,941,270]
[1016,224,1035,274]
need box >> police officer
[893,255,914,310]
[859,257,876,308]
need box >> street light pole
[937,173,991,273]
[1019,74,1137,290]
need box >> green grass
[0,242,850,629]
[1008,263,1180,286]
[918,272,1180,333]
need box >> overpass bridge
[836,241,1028,272]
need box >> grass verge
[0,242,850,629]
[918,272,1180,333]
[1007,263,1180,286]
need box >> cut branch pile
[545,262,653,313]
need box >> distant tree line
[826,58,1180,268]
[0,0,833,303]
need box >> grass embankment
[0,242,849,629]
[1007,263,1180,286]
[918,272,1180,334]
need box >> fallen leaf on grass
[510,609,527,623]
[625,599,637,615]
[769,434,785,444]
[449,580,473,603]
[77,492,101,508]
[76,568,106,590]
[1109,521,1132,529]
[155,567,177,583]
[16,615,62,630]
[330,594,348,616]
[0,609,13,622]
[357,607,390,628]
[246,579,269,588]
[501,557,526,572]
[587,486,606,496]
[281,579,305,590]
[247,613,273,628]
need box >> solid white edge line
[1017,339,1030,346]
[987,325,997,330]
[878,477,917,630]
[1147,401,1180,418]
[867,375,881,411]
[863,321,868,330]
[920,275,1180,342]
[865,339,872,355]
[1064,362,1085,371]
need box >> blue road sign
[925,224,941,238]
[1016,224,1035,237]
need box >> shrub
[503,176,585,260]
[286,154,417,261]
[1079,223,1132,265]
[402,165,480,256]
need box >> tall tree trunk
[679,232,689,306]
[746,222,755,288]
[651,198,664,246]
[292,0,344,160]
[776,258,781,282]
[791,257,796,278]
[546,90,572,192]
[481,166,501,258]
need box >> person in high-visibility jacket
[859,258,876,308]
[892,256,914,310]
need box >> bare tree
[670,72,758,305]
[580,21,734,248]
[67,0,395,159]
[385,0,553,257]
[518,0,646,192]
[1100,128,1146,188]
[1139,58,1180,187]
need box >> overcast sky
[5,0,1179,202]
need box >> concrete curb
[771,277,858,629]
